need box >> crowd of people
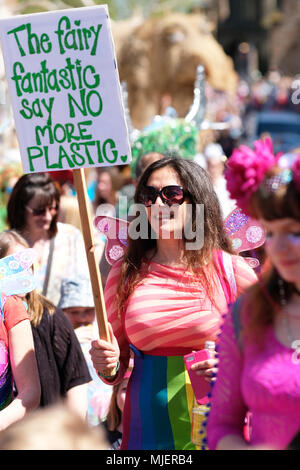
[0,64,299,451]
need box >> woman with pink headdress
[207,139,300,450]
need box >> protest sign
[0,5,131,173]
[0,6,131,354]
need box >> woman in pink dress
[207,139,300,450]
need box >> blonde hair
[106,370,132,431]
[106,382,122,431]
[0,230,55,327]
[0,402,108,450]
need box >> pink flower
[225,138,277,214]
[292,155,300,192]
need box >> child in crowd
[102,364,133,450]
[58,276,112,426]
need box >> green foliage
[19,5,53,14]
[17,0,123,19]
[130,119,198,176]
[15,0,201,19]
[60,0,85,8]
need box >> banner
[0,5,131,173]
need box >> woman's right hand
[89,323,120,376]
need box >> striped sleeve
[232,255,258,296]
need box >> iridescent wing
[95,211,266,269]
[0,249,37,295]
[223,208,266,268]
[94,216,129,265]
[0,271,37,296]
[0,249,37,277]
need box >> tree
[14,0,209,19]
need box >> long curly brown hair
[116,156,234,316]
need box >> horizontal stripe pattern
[105,254,257,353]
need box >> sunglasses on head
[138,185,187,207]
[26,204,58,217]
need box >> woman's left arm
[0,319,41,431]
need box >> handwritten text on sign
[0,6,131,173]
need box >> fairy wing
[94,216,129,265]
[0,249,37,277]
[0,249,37,295]
[0,271,37,296]
[94,210,266,269]
[223,208,266,267]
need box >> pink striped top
[104,252,257,370]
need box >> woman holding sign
[89,157,257,450]
[7,172,90,306]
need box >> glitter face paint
[261,218,300,287]
[265,232,300,247]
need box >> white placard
[0,5,131,173]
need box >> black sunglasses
[138,185,187,207]
[26,204,58,217]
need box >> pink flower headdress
[225,138,300,215]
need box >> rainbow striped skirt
[121,347,197,450]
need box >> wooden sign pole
[73,168,110,343]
